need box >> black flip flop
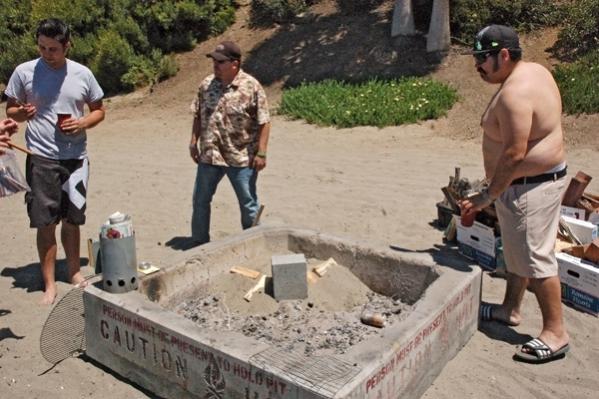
[513,338,570,364]
[479,303,519,326]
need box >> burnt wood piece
[441,186,461,213]
[562,171,592,207]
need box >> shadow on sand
[243,8,444,91]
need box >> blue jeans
[191,163,259,244]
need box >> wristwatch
[256,150,267,159]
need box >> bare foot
[71,272,88,288]
[40,285,57,305]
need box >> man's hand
[458,189,494,216]
[59,117,85,135]
[252,154,266,171]
[189,143,200,164]
[17,103,36,120]
[0,118,18,136]
[0,119,18,155]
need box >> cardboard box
[456,215,501,270]
[561,215,598,244]
[561,283,599,317]
[560,205,586,220]
[557,252,599,298]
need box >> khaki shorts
[495,177,566,279]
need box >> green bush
[0,35,37,87]
[90,30,134,95]
[250,0,312,26]
[554,50,599,114]
[279,78,458,128]
[0,0,235,95]
[553,0,599,60]
[0,0,33,84]
[109,16,150,54]
[132,0,235,52]
[31,0,106,36]
[69,33,98,65]
[121,50,179,90]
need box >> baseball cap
[206,41,241,61]
[473,25,520,53]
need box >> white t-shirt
[5,58,104,160]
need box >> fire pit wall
[84,226,481,399]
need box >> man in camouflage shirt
[189,41,271,245]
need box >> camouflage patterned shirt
[191,69,270,167]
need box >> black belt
[510,167,567,185]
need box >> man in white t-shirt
[5,18,105,305]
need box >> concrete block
[271,253,308,300]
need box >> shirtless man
[460,25,569,364]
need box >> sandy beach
[1,4,598,398]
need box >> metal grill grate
[249,347,362,397]
[39,277,95,364]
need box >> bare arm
[252,122,271,171]
[189,115,201,164]
[6,97,36,122]
[60,100,105,135]
[82,100,106,129]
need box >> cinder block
[271,253,307,300]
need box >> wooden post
[391,0,415,37]
[426,0,451,53]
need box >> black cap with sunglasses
[473,24,521,60]
[206,41,241,62]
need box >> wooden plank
[307,270,319,284]
[243,275,266,302]
[441,186,460,213]
[313,257,337,277]
[562,171,592,207]
[87,238,95,269]
[230,266,261,279]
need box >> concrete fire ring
[84,225,481,399]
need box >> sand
[1,108,597,398]
[1,5,599,397]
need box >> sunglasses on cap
[473,50,499,64]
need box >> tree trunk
[426,0,450,52]
[391,0,415,37]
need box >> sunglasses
[215,59,231,64]
[473,51,498,64]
